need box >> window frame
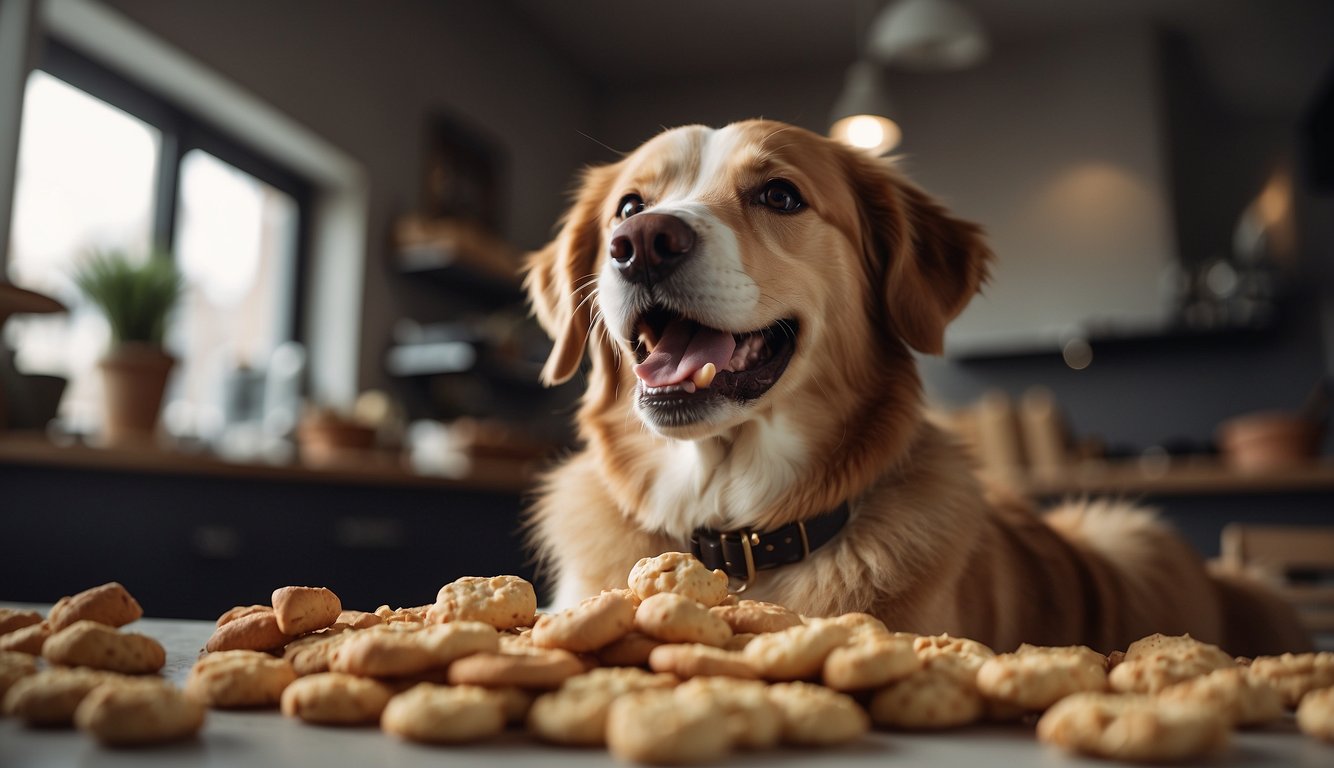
[34,36,314,346]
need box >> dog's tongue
[634,318,736,388]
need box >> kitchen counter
[1,606,1329,767]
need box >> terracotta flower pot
[98,343,175,447]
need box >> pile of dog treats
[2,551,1333,764]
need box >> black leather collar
[690,502,851,588]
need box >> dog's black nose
[608,213,696,286]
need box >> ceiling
[500,0,1334,113]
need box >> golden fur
[523,119,1310,656]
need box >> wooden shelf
[0,434,537,494]
[1010,458,1334,497]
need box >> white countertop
[2,607,1330,767]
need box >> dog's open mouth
[630,306,797,405]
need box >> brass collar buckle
[723,529,760,593]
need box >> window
[5,39,309,440]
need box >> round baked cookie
[1036,691,1229,762]
[767,681,870,746]
[1125,633,1233,667]
[606,688,731,765]
[427,575,537,630]
[825,612,891,637]
[330,621,498,678]
[381,683,505,744]
[531,590,636,653]
[0,608,43,637]
[709,601,803,635]
[185,650,296,708]
[912,633,995,677]
[1246,652,1334,708]
[675,677,782,750]
[1297,686,1334,742]
[869,665,983,730]
[205,610,293,653]
[561,666,679,696]
[280,672,393,724]
[741,621,851,681]
[2,667,122,725]
[975,644,1107,711]
[628,552,730,608]
[598,632,663,667]
[42,620,165,674]
[1158,667,1283,727]
[1109,649,1234,695]
[0,622,50,655]
[446,649,585,689]
[823,634,920,691]
[74,679,204,746]
[635,593,733,647]
[336,610,383,630]
[47,582,143,631]
[283,626,353,676]
[215,604,269,627]
[648,643,759,680]
[271,586,342,636]
[528,686,622,746]
[0,650,38,698]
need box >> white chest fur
[638,413,809,540]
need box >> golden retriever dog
[523,118,1310,656]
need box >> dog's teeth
[692,363,717,389]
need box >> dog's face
[527,120,990,443]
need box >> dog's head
[526,120,991,442]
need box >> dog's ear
[523,162,622,385]
[845,153,992,355]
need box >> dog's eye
[757,180,804,213]
[617,194,645,220]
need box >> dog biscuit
[0,608,42,637]
[767,680,870,746]
[912,633,996,677]
[529,665,679,744]
[272,586,342,636]
[2,667,122,725]
[823,633,920,691]
[427,575,537,630]
[606,688,731,765]
[1109,647,1236,695]
[330,621,497,677]
[47,582,143,631]
[1246,652,1334,708]
[531,590,636,652]
[825,612,891,636]
[42,620,165,674]
[635,592,733,647]
[381,682,505,743]
[1125,633,1233,666]
[279,672,393,724]
[337,610,383,629]
[215,604,269,627]
[741,621,850,681]
[205,609,293,653]
[675,677,782,750]
[628,552,730,608]
[1297,686,1334,743]
[1037,692,1229,762]
[185,650,296,708]
[709,600,803,635]
[446,648,584,689]
[0,650,38,698]
[74,678,204,746]
[283,626,353,676]
[598,632,663,667]
[869,664,983,730]
[0,622,49,655]
[975,644,1107,711]
[648,643,759,679]
[374,604,431,624]
[1157,667,1283,727]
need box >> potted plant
[73,251,182,446]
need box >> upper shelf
[1010,458,1334,497]
[394,215,524,302]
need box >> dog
[522,119,1310,656]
